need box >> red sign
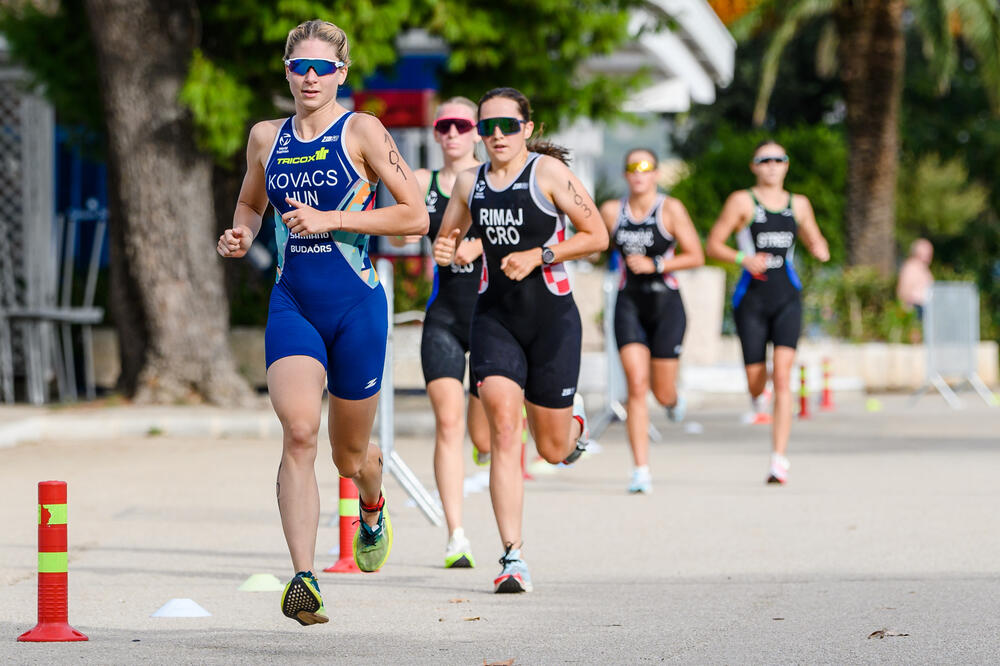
[353,90,435,127]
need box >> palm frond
[729,0,788,42]
[911,0,958,95]
[815,18,838,79]
[752,0,835,126]
[952,0,1000,114]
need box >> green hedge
[803,267,921,343]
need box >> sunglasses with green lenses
[284,58,345,76]
[476,117,525,136]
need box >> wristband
[734,251,745,265]
[653,256,665,274]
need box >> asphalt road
[1,394,999,664]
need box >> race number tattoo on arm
[384,132,406,179]
[567,180,593,217]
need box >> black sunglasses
[476,117,525,136]
[433,118,476,135]
[753,155,789,165]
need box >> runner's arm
[219,121,278,258]
[537,156,609,262]
[794,195,830,262]
[658,198,704,273]
[433,169,475,266]
[387,168,432,247]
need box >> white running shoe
[494,545,532,593]
[767,453,789,484]
[444,527,475,568]
[743,390,773,425]
[666,394,687,423]
[563,392,590,464]
[628,465,653,494]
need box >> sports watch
[541,246,556,265]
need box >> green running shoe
[354,496,393,572]
[444,527,475,569]
[281,571,328,626]
[472,446,491,467]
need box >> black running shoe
[281,571,328,626]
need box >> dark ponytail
[526,139,571,165]
[477,87,571,166]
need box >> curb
[0,408,438,450]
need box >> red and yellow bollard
[798,365,811,420]
[819,357,836,411]
[324,477,361,573]
[18,480,88,642]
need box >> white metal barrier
[376,258,445,526]
[589,269,661,441]
[912,281,995,408]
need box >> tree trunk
[84,0,253,405]
[104,161,146,396]
[834,0,905,276]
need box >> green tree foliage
[0,1,103,153]
[2,0,646,162]
[179,49,255,159]
[805,267,921,343]
[896,152,988,248]
[902,34,1000,340]
[673,10,1000,340]
[671,19,842,160]
[428,0,645,132]
[737,0,1000,126]
[732,0,1000,276]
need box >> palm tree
[735,0,1000,276]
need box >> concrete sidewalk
[1,395,999,664]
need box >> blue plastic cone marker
[238,573,284,592]
[151,598,211,618]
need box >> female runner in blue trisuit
[218,19,427,625]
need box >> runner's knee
[283,420,319,458]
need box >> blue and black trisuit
[732,189,802,366]
[263,112,388,399]
[467,153,582,409]
[611,194,687,359]
[420,171,482,396]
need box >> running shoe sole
[353,508,394,572]
[766,475,786,485]
[445,552,475,568]
[494,573,532,593]
[281,576,328,626]
[563,440,588,465]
